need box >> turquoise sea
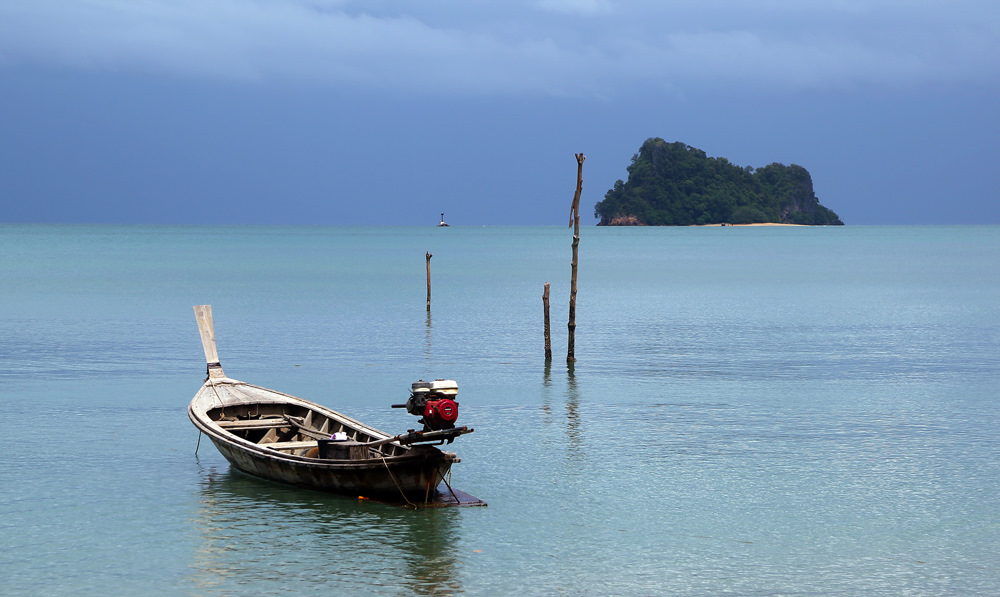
[2,224,999,595]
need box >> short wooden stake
[543,282,552,361]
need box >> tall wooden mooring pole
[567,153,585,363]
[425,251,433,311]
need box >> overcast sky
[2,0,998,225]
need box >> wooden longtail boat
[189,305,484,508]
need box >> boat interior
[208,402,407,460]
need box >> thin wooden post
[425,252,433,311]
[543,282,552,361]
[567,153,585,363]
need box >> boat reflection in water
[188,463,463,595]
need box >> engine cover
[423,398,458,431]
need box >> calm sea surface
[1,224,998,595]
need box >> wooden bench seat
[217,418,290,430]
[259,440,318,451]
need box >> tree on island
[594,138,844,226]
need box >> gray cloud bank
[1,0,998,97]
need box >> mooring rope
[195,373,227,456]
[207,377,225,412]
[380,453,417,508]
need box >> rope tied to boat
[379,453,417,508]
[378,451,462,508]
[205,376,226,414]
[196,373,227,455]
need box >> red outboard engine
[393,379,459,432]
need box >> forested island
[594,138,844,226]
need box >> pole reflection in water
[540,362,583,459]
[564,363,582,458]
[541,361,553,426]
[188,461,462,595]
[424,311,433,363]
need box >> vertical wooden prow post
[193,305,226,379]
[425,252,433,311]
[567,153,585,364]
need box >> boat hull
[205,433,453,500]
[189,377,459,503]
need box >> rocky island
[595,138,844,226]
